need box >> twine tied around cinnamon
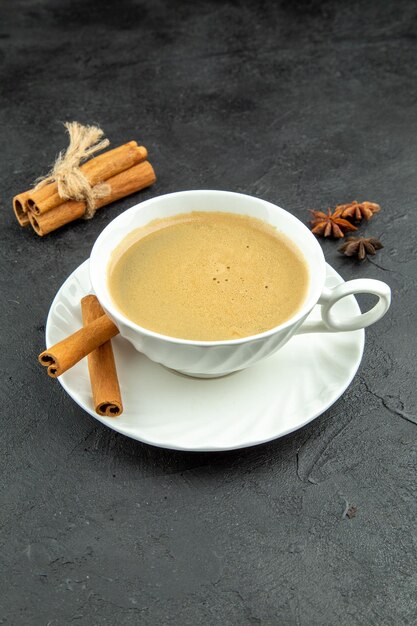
[35,122,112,219]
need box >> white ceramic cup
[90,190,391,377]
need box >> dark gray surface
[1,1,416,624]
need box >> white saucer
[46,260,364,451]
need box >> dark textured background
[1,1,416,624]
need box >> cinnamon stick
[39,313,119,378]
[28,142,148,215]
[81,295,123,417]
[28,160,156,236]
[13,190,31,226]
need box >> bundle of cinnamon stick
[14,136,156,235]
[39,295,123,417]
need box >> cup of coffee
[90,190,391,377]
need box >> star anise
[309,207,358,238]
[339,236,383,261]
[338,201,381,222]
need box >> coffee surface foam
[108,211,309,340]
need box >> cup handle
[296,278,391,334]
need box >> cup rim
[90,189,326,346]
